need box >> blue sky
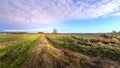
[0,0,120,33]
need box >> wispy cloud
[4,29,25,32]
[0,0,120,28]
[4,28,53,33]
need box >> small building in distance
[38,32,44,34]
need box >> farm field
[0,34,41,68]
[1,0,120,68]
[47,34,120,61]
[0,33,120,68]
[47,34,120,62]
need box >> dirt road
[21,34,120,68]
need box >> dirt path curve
[21,34,120,68]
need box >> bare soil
[21,35,120,68]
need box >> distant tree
[53,29,58,33]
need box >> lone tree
[53,29,58,33]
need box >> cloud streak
[0,0,120,28]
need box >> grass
[0,34,21,44]
[47,34,120,62]
[0,34,36,44]
[0,33,119,68]
[0,34,41,68]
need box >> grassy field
[0,34,22,44]
[46,34,120,62]
[0,34,41,68]
[0,33,120,68]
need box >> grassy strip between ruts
[0,35,41,68]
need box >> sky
[0,0,120,33]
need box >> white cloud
[4,29,25,32]
[4,28,53,33]
[0,0,120,27]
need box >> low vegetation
[0,34,41,68]
[0,34,22,44]
[47,34,120,62]
[0,33,120,68]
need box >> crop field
[46,34,120,62]
[0,34,41,68]
[0,33,120,68]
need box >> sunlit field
[1,0,120,68]
[0,33,120,68]
[46,34,120,62]
[0,34,41,68]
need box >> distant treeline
[0,32,28,34]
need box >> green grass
[0,34,41,68]
[47,34,120,62]
[0,34,34,44]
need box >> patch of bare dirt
[21,35,120,68]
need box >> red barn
[38,32,44,34]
